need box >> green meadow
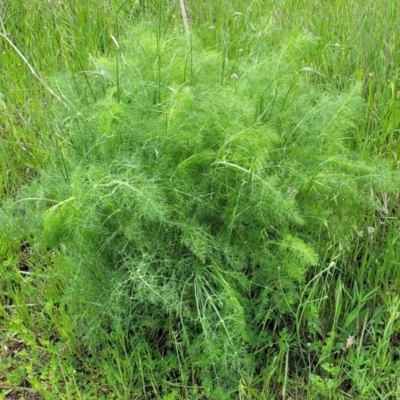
[1,1,400,398]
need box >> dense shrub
[4,26,397,397]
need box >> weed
[1,1,400,399]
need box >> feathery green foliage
[14,25,393,396]
[1,1,400,398]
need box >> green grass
[1,1,400,399]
